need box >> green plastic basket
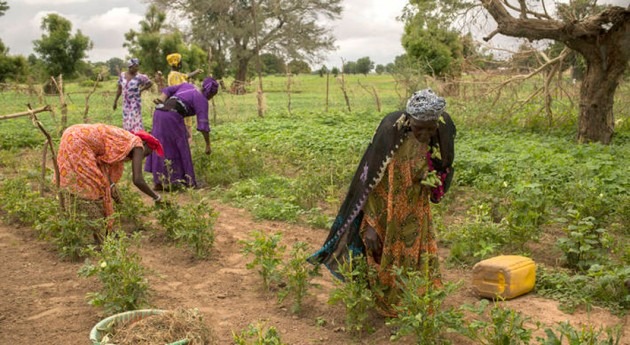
[89,309,189,345]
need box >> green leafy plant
[556,209,611,271]
[241,230,285,290]
[461,299,535,345]
[232,322,286,345]
[155,192,218,259]
[444,202,507,266]
[537,321,622,345]
[328,253,377,334]
[114,183,150,231]
[387,265,463,344]
[277,241,320,313]
[42,203,105,261]
[78,232,150,314]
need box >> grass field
[0,73,628,342]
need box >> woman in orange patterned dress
[57,124,164,242]
[310,89,456,316]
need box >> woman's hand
[112,102,117,111]
[364,225,382,258]
[111,183,122,204]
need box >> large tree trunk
[480,1,630,144]
[231,59,250,95]
[577,59,622,144]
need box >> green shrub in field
[387,265,463,345]
[0,177,55,227]
[232,322,286,345]
[328,253,377,334]
[78,233,150,314]
[114,184,151,231]
[537,321,622,345]
[241,230,285,291]
[555,209,611,271]
[277,241,321,313]
[193,137,264,187]
[443,202,508,266]
[461,299,534,345]
[41,202,105,261]
[535,265,630,314]
[155,191,218,259]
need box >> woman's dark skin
[111,143,161,204]
[363,116,439,260]
[112,64,153,111]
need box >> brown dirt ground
[0,198,628,345]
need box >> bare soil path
[0,200,627,344]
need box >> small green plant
[277,241,320,313]
[461,299,534,345]
[0,177,55,227]
[155,192,218,259]
[387,265,463,344]
[232,322,286,345]
[556,209,611,271]
[444,202,507,266]
[328,253,377,334]
[537,321,622,345]
[78,232,150,314]
[240,230,285,290]
[114,183,150,231]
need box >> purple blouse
[162,83,210,132]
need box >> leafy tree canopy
[32,13,93,78]
[0,1,8,17]
[124,5,207,78]
[150,0,342,87]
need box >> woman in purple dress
[112,58,153,132]
[145,77,219,190]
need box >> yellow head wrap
[166,53,182,67]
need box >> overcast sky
[0,0,410,68]
[1,0,626,69]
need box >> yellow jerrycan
[472,255,536,299]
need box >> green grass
[1,73,629,313]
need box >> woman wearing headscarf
[166,53,203,142]
[112,58,153,132]
[145,77,219,190]
[309,89,456,316]
[57,123,164,243]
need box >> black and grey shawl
[308,111,456,278]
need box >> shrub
[78,233,150,314]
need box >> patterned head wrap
[405,88,446,121]
[132,130,164,157]
[166,53,182,67]
[202,77,219,99]
[127,58,140,68]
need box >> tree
[0,40,28,82]
[32,14,93,78]
[480,0,629,144]
[331,66,339,77]
[287,60,310,74]
[105,57,125,77]
[401,0,466,78]
[151,0,342,92]
[0,1,8,17]
[260,53,285,75]
[124,5,207,77]
[375,64,385,75]
[355,56,375,75]
[343,61,357,74]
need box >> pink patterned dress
[118,72,150,132]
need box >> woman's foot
[153,184,164,191]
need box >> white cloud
[23,0,88,4]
